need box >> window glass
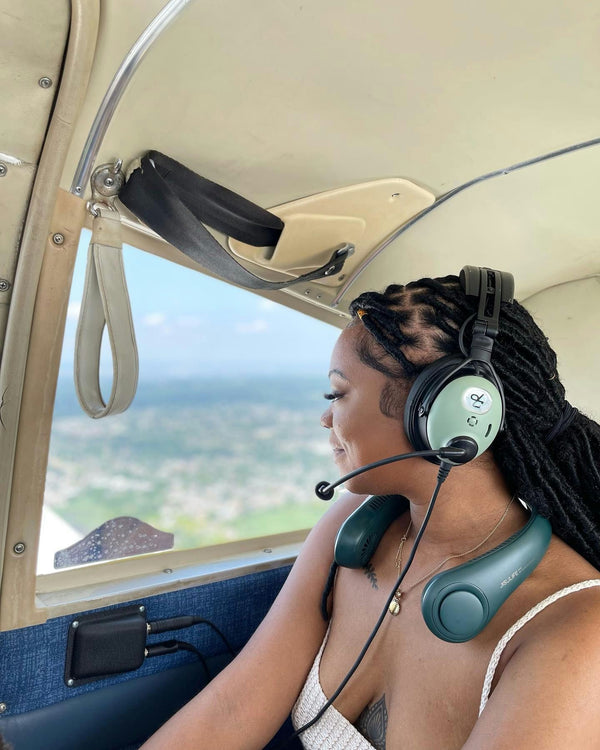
[38,232,341,573]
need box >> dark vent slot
[368,496,388,511]
[359,535,374,565]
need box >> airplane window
[37,231,340,573]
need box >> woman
[141,272,600,749]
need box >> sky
[60,230,341,381]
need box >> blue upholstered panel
[0,660,301,750]
[0,565,291,722]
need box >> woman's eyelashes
[323,390,344,402]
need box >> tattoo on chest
[363,562,378,589]
[357,694,388,749]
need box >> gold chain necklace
[388,495,515,617]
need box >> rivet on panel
[0,703,6,713]
[0,164,7,177]
[52,233,65,246]
[67,679,74,687]
[13,542,25,555]
[38,77,53,89]
[71,621,79,629]
[0,280,11,292]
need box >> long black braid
[348,275,600,570]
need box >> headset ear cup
[427,374,502,458]
[404,357,503,462]
[404,356,467,458]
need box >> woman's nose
[320,406,332,429]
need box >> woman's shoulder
[278,491,368,598]
[508,535,600,648]
[519,572,600,649]
[467,563,600,746]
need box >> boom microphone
[315,439,477,500]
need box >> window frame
[0,204,346,631]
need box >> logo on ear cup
[463,387,493,414]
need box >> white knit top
[291,628,375,749]
[292,580,600,748]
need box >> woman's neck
[404,458,527,560]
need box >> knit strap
[479,579,600,716]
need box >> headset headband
[460,266,515,361]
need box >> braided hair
[348,275,600,569]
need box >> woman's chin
[342,474,375,496]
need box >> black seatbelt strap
[119,151,352,291]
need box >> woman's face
[320,325,416,495]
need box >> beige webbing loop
[74,206,139,418]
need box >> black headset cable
[275,461,453,748]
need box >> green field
[44,377,335,562]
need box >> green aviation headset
[333,266,552,642]
[404,265,512,463]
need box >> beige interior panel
[0,0,100,628]
[334,143,600,309]
[0,0,70,358]
[0,0,69,163]
[0,190,87,630]
[228,178,434,301]
[524,277,600,422]
[61,0,599,208]
[0,163,36,349]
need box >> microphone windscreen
[315,481,335,501]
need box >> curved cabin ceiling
[58,0,599,308]
[62,0,599,199]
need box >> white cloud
[175,315,204,329]
[235,319,269,334]
[258,299,276,312]
[67,301,81,320]
[142,313,167,327]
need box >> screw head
[0,163,7,177]
[0,279,10,292]
[52,233,65,246]
[103,176,115,188]
[38,77,53,89]
[13,542,25,555]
